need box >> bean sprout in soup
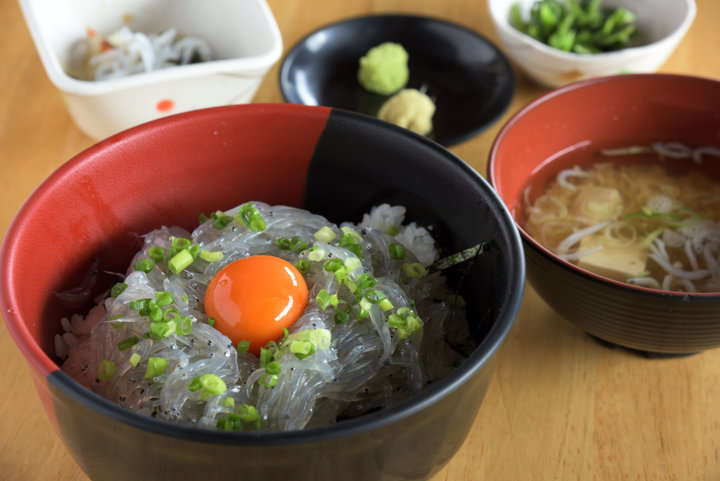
[522,142,720,293]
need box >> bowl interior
[2,104,524,439]
[279,14,515,146]
[20,0,281,87]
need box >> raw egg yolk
[204,255,308,355]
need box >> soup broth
[522,142,720,293]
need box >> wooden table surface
[1,0,719,479]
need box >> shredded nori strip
[428,242,488,273]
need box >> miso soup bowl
[0,104,524,481]
[488,73,720,356]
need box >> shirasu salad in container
[57,201,482,432]
[68,26,214,81]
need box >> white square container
[19,0,283,139]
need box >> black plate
[279,14,515,146]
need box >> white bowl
[19,0,283,140]
[487,0,696,88]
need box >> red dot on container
[156,99,175,113]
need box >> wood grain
[1,0,719,479]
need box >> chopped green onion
[307,246,326,262]
[340,226,363,242]
[188,376,202,392]
[349,244,364,258]
[117,336,139,351]
[210,211,234,230]
[280,328,290,344]
[357,297,373,319]
[168,249,194,274]
[129,353,141,367]
[323,258,344,272]
[176,316,192,335]
[403,262,427,278]
[339,232,364,259]
[149,322,170,339]
[144,357,168,381]
[387,313,406,328]
[222,397,235,408]
[187,376,202,391]
[155,291,174,307]
[98,360,115,380]
[340,274,356,293]
[133,259,154,273]
[355,273,377,291]
[150,306,166,320]
[236,404,260,423]
[237,340,251,354]
[384,225,400,236]
[294,259,310,274]
[334,311,350,324]
[164,320,177,337]
[641,228,665,248]
[208,317,215,328]
[259,373,279,388]
[188,244,201,261]
[163,307,179,321]
[388,243,406,260]
[235,203,266,232]
[289,340,316,359]
[364,289,387,304]
[280,328,331,360]
[313,226,336,242]
[387,307,423,339]
[110,282,128,298]
[276,237,292,250]
[443,294,467,308]
[148,246,165,264]
[172,237,192,249]
[200,249,224,263]
[148,305,163,322]
[315,289,332,310]
[378,298,394,312]
[277,236,307,253]
[265,361,281,376]
[291,238,308,253]
[188,374,227,395]
[258,347,273,369]
[216,414,240,431]
[216,404,261,431]
[129,298,151,312]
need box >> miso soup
[522,142,720,293]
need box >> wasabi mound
[357,42,409,95]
